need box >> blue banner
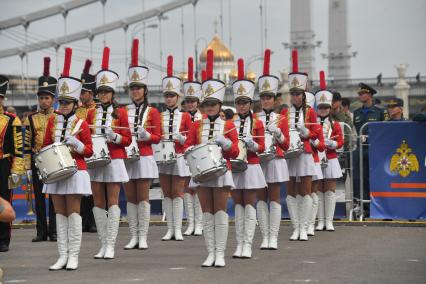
[369,121,426,220]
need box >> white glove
[137,127,151,142]
[268,124,285,143]
[215,134,232,151]
[105,127,122,144]
[299,126,310,139]
[311,139,320,148]
[174,132,186,145]
[65,136,85,154]
[10,173,20,185]
[242,136,259,152]
[325,139,338,149]
[360,135,368,143]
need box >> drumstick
[88,125,156,130]
[161,130,190,137]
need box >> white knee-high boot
[232,204,244,258]
[162,197,174,241]
[93,207,108,259]
[256,200,269,249]
[315,192,325,231]
[201,212,215,267]
[138,201,150,249]
[183,193,195,236]
[241,204,256,258]
[269,201,281,250]
[299,195,312,241]
[66,213,82,270]
[173,197,184,241]
[325,191,336,231]
[214,210,228,267]
[124,202,138,249]
[104,205,121,259]
[308,192,318,236]
[286,195,299,241]
[193,194,203,236]
[49,214,68,271]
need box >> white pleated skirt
[323,158,343,179]
[312,162,324,181]
[260,157,290,183]
[287,153,316,177]
[189,170,235,189]
[158,155,191,177]
[232,164,267,189]
[43,170,92,195]
[125,155,159,180]
[89,159,129,183]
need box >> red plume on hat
[201,69,207,81]
[263,49,271,76]
[102,47,110,70]
[43,57,51,77]
[83,59,92,75]
[62,48,72,77]
[291,48,298,73]
[187,57,194,82]
[206,49,214,80]
[167,55,173,77]
[237,58,244,80]
[131,38,139,67]
[319,70,327,90]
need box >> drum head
[194,166,227,183]
[231,160,248,173]
[86,158,111,169]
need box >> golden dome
[229,69,238,81]
[246,71,256,82]
[179,72,188,81]
[200,34,234,63]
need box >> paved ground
[1,224,425,284]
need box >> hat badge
[187,85,195,96]
[291,77,299,87]
[204,83,215,98]
[261,79,271,92]
[43,81,49,87]
[131,70,140,82]
[237,83,246,96]
[320,94,327,102]
[166,80,174,91]
[100,74,109,85]
[60,81,69,95]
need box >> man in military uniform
[352,83,387,217]
[76,59,97,232]
[0,75,25,252]
[386,98,406,121]
[24,57,58,242]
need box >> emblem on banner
[390,140,419,177]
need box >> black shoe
[88,225,97,233]
[49,234,57,242]
[0,244,9,252]
[32,235,48,242]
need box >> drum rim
[41,166,78,184]
[193,166,227,183]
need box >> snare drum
[125,134,140,162]
[285,129,304,159]
[230,138,248,173]
[184,143,227,183]
[85,134,111,169]
[35,143,77,184]
[152,139,176,165]
[258,131,276,163]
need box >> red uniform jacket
[43,113,93,170]
[319,118,344,160]
[311,124,325,163]
[160,108,192,154]
[86,105,131,159]
[125,103,161,156]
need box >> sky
[0,0,425,86]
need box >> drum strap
[71,119,84,136]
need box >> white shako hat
[183,57,202,100]
[162,55,182,96]
[200,49,226,104]
[288,48,308,93]
[128,38,149,88]
[96,46,119,93]
[57,47,82,102]
[258,49,279,96]
[315,70,333,107]
[232,58,255,101]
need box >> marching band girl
[123,39,161,250]
[256,49,290,250]
[314,71,344,231]
[158,55,192,241]
[231,59,266,259]
[44,48,93,270]
[284,49,320,241]
[183,49,239,267]
[182,57,204,236]
[87,47,132,259]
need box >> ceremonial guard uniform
[24,57,58,242]
[0,75,25,252]
[158,55,192,241]
[87,47,131,259]
[184,49,239,267]
[43,48,93,270]
[256,49,290,250]
[123,39,161,250]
